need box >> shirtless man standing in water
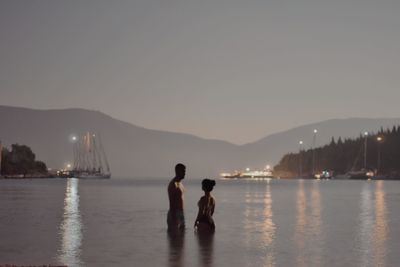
[167,163,186,231]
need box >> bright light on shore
[314,129,318,133]
[72,136,77,141]
[364,131,369,136]
[299,141,303,145]
[377,136,383,142]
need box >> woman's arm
[194,198,203,227]
[210,197,215,216]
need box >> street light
[70,135,78,171]
[312,129,318,175]
[363,132,368,169]
[299,140,303,177]
[377,136,383,174]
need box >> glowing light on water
[58,178,82,266]
[295,180,306,267]
[359,183,373,267]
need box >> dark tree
[274,125,400,177]
[1,144,47,176]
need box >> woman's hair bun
[202,178,216,191]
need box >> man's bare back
[168,180,184,211]
[167,164,186,231]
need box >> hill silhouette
[1,105,399,177]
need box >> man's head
[175,163,186,181]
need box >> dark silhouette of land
[1,105,400,177]
[275,126,400,178]
[1,143,47,177]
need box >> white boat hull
[73,172,111,179]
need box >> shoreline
[0,175,58,179]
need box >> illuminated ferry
[220,166,275,179]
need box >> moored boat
[71,132,111,179]
[220,166,276,179]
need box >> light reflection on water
[0,178,397,266]
[359,182,374,267]
[58,178,83,266]
[295,180,323,267]
[295,180,307,267]
[310,180,322,267]
[262,182,275,267]
[358,181,388,267]
[373,181,388,267]
[196,232,214,267]
[243,180,276,267]
[167,231,185,267]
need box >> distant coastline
[0,174,56,179]
[0,143,49,178]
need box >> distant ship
[71,132,111,179]
[337,132,374,180]
[220,166,276,179]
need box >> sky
[0,0,399,144]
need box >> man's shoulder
[168,180,175,190]
[168,179,181,191]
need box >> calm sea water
[0,178,399,267]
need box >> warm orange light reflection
[295,180,306,267]
[359,183,373,267]
[310,180,322,266]
[373,181,387,267]
[262,184,275,267]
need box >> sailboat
[344,132,374,180]
[72,132,111,179]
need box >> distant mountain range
[1,105,399,178]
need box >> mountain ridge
[1,105,399,177]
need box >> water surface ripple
[0,178,399,267]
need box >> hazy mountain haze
[1,106,399,177]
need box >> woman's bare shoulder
[211,196,216,204]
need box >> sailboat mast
[0,141,2,176]
[98,133,110,173]
[364,132,368,169]
[312,129,317,174]
[92,134,97,172]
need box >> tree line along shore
[274,126,400,179]
[2,126,400,179]
[0,144,48,178]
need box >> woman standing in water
[194,179,216,233]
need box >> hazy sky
[1,0,399,144]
